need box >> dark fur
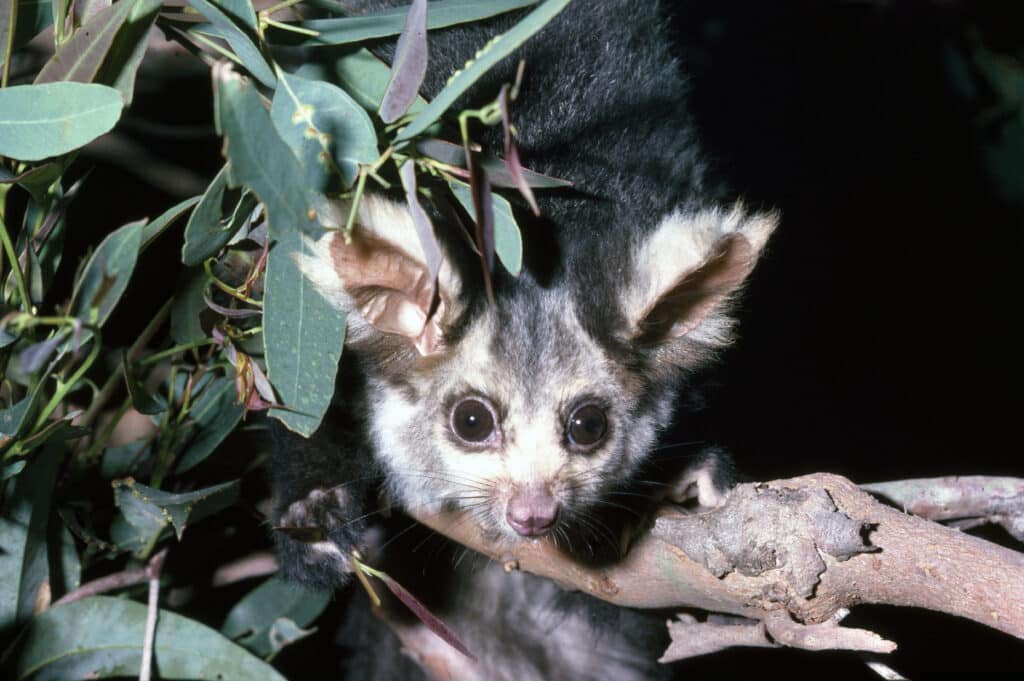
[270,2,755,679]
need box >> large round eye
[567,404,607,448]
[451,398,497,443]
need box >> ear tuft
[626,204,777,351]
[292,195,461,356]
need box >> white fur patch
[624,203,778,343]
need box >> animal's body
[269,1,776,679]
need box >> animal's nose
[506,485,558,536]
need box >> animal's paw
[273,486,366,589]
[666,446,736,510]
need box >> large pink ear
[294,196,461,356]
[624,205,777,360]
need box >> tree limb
[409,473,1024,659]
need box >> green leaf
[396,0,572,142]
[34,0,162,107]
[4,596,288,680]
[214,66,328,237]
[449,181,522,275]
[182,166,255,266]
[298,48,429,116]
[0,444,73,632]
[142,195,201,250]
[293,0,539,46]
[69,218,145,327]
[0,385,46,448]
[0,83,123,161]
[264,228,346,437]
[122,354,167,416]
[114,478,240,542]
[270,69,379,190]
[189,0,275,88]
[222,576,331,657]
[1,1,52,72]
[174,375,244,474]
[170,266,210,345]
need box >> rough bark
[409,473,1024,659]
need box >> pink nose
[506,486,558,537]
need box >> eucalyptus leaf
[1,1,53,71]
[222,576,331,658]
[142,195,201,250]
[396,0,572,142]
[34,0,162,107]
[170,266,211,345]
[449,180,522,275]
[174,375,244,474]
[300,48,429,117]
[182,166,254,266]
[270,70,378,191]
[69,218,145,328]
[0,385,45,447]
[214,66,328,237]
[0,445,71,633]
[0,83,123,161]
[188,0,275,88]
[4,596,288,680]
[114,478,240,541]
[122,354,167,416]
[264,228,346,437]
[379,0,428,124]
[294,0,539,47]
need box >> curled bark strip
[410,473,1024,649]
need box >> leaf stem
[0,202,31,310]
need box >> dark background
[59,0,1023,678]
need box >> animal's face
[364,284,677,545]
[296,196,775,545]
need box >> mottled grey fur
[269,1,774,679]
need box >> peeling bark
[409,473,1024,660]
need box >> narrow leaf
[293,0,539,47]
[214,65,325,237]
[182,166,255,266]
[0,445,68,632]
[34,0,162,106]
[142,195,201,250]
[170,266,210,344]
[399,161,441,284]
[70,218,145,327]
[417,138,571,189]
[174,375,244,473]
[379,0,428,124]
[264,228,346,436]
[0,82,122,161]
[396,0,572,142]
[188,0,275,88]
[298,48,428,116]
[449,180,522,276]
[377,570,475,660]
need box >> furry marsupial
[269,1,777,679]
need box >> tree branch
[409,473,1024,660]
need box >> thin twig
[139,549,167,681]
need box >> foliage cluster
[0,0,568,677]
